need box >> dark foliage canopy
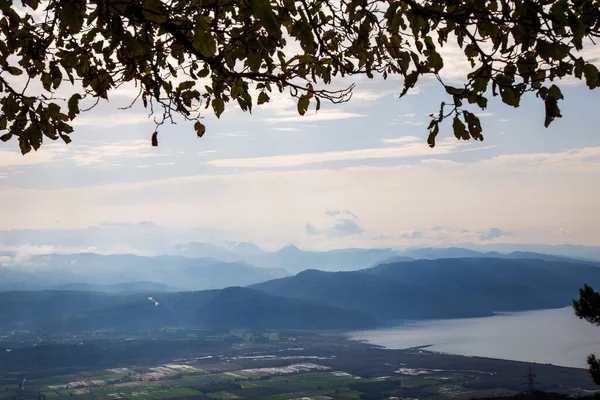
[574,284,600,385]
[1,0,600,153]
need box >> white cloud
[68,140,167,166]
[263,109,366,124]
[272,127,301,132]
[475,147,600,173]
[0,144,69,167]
[207,139,470,168]
[418,147,600,173]
[71,113,152,127]
[351,90,389,101]
[0,139,167,168]
[405,86,422,96]
[381,136,421,145]
[214,132,248,137]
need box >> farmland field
[1,330,597,400]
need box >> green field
[5,367,408,400]
[1,330,595,400]
[0,361,589,400]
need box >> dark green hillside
[369,258,600,311]
[251,268,492,320]
[0,287,377,334]
[252,258,600,319]
[195,286,378,329]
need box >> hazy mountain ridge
[0,253,289,291]
[367,258,600,311]
[455,243,600,262]
[171,242,597,272]
[251,268,493,320]
[54,281,174,293]
[172,242,403,272]
[2,244,596,293]
[2,256,600,333]
[251,257,600,320]
[0,287,377,332]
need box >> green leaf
[428,51,443,72]
[445,86,465,96]
[194,121,206,137]
[22,0,40,10]
[550,1,569,27]
[67,94,82,120]
[257,91,270,105]
[543,85,563,128]
[400,71,419,97]
[463,111,483,140]
[452,115,468,140]
[574,58,585,79]
[41,73,53,91]
[584,64,599,89]
[0,115,7,130]
[297,95,310,116]
[472,76,489,93]
[7,66,22,76]
[548,84,564,101]
[19,136,32,155]
[178,81,196,91]
[499,86,520,107]
[0,133,12,142]
[253,0,282,40]
[59,2,84,34]
[193,16,217,57]
[476,95,488,109]
[60,133,72,144]
[567,12,586,47]
[140,0,169,24]
[197,68,210,78]
[212,98,225,118]
[427,120,439,148]
[246,51,262,73]
[464,44,478,60]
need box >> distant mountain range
[1,244,596,293]
[397,247,597,264]
[2,257,599,333]
[171,242,599,272]
[457,243,600,261]
[0,253,288,291]
[252,257,600,321]
[172,242,405,272]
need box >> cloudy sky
[1,50,600,254]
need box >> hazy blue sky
[1,45,599,253]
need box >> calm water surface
[348,307,600,368]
